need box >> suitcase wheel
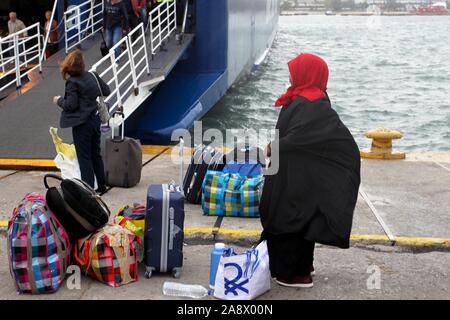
[145,266,155,279]
[172,268,182,279]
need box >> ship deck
[0,32,194,163]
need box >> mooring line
[359,186,397,245]
[0,170,20,181]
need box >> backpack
[44,174,110,241]
[7,193,71,294]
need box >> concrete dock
[0,149,449,299]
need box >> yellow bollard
[360,128,406,160]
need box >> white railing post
[110,52,123,109]
[141,24,151,75]
[158,5,162,48]
[77,7,81,45]
[13,35,21,88]
[0,47,4,73]
[37,28,42,73]
[182,0,188,35]
[173,0,177,36]
[64,12,68,53]
[149,11,154,56]
[126,36,138,95]
[90,0,95,35]
[40,0,58,63]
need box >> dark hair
[60,50,85,80]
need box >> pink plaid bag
[7,193,71,294]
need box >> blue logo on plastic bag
[224,263,249,296]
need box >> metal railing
[149,0,177,55]
[40,0,59,63]
[0,23,42,92]
[64,0,103,53]
[91,23,150,114]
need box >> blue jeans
[105,25,122,62]
[138,7,148,30]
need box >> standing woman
[53,50,111,193]
[260,53,361,288]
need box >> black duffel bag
[44,174,111,241]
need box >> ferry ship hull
[126,0,280,145]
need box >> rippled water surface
[201,15,450,151]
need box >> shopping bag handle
[73,239,91,268]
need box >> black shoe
[95,186,107,195]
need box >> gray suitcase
[104,112,142,188]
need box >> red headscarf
[275,53,329,107]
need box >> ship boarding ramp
[0,0,193,163]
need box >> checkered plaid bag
[202,171,263,217]
[73,224,139,287]
[7,193,71,294]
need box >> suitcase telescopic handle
[44,174,63,189]
[110,111,125,142]
[179,137,184,193]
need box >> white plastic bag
[214,240,271,300]
[54,153,81,180]
[54,153,97,189]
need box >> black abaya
[259,96,361,249]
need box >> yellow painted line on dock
[185,227,220,235]
[184,228,450,248]
[0,221,449,248]
[141,145,233,156]
[0,158,56,169]
[350,234,390,242]
[142,145,175,155]
[395,236,450,247]
[216,228,262,237]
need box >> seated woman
[260,53,361,288]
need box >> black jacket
[57,72,111,128]
[104,0,129,30]
[259,96,361,249]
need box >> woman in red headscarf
[259,53,361,288]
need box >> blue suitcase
[144,183,185,278]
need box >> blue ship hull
[126,0,280,145]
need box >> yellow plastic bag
[49,127,76,161]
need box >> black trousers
[261,231,315,279]
[72,114,106,189]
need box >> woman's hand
[53,96,61,105]
[265,143,272,158]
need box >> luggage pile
[7,140,186,294]
[7,139,266,297]
[183,144,265,218]
[7,174,141,293]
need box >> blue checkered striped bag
[7,193,71,294]
[202,171,263,217]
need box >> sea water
[202,15,450,151]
